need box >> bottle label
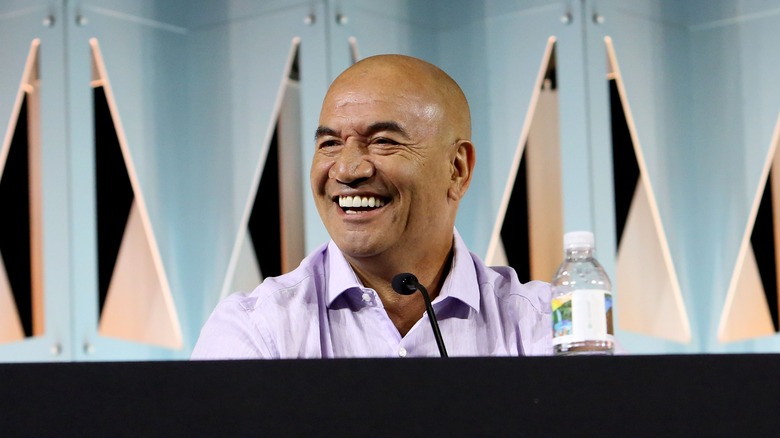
[551,289,613,345]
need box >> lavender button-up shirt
[191,230,553,359]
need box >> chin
[333,237,384,259]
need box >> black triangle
[246,47,301,279]
[751,170,779,331]
[610,79,640,248]
[0,95,33,337]
[94,86,134,314]
[248,127,282,279]
[499,45,557,283]
[501,147,531,283]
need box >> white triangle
[526,84,563,281]
[225,231,263,299]
[616,181,691,342]
[718,245,775,342]
[607,38,690,343]
[0,40,40,344]
[718,117,780,342]
[488,238,509,267]
[219,39,301,299]
[492,85,563,279]
[486,37,557,266]
[91,40,182,349]
[99,201,182,348]
[0,252,24,343]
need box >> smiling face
[311,55,474,273]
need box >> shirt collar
[326,240,366,306]
[324,228,481,312]
[437,229,481,313]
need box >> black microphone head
[392,273,418,295]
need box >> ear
[448,139,476,201]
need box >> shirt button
[398,347,407,357]
[361,293,371,302]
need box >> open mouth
[338,195,386,214]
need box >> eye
[372,137,398,145]
[318,138,341,148]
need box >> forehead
[319,79,441,130]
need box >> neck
[347,248,454,337]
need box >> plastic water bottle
[551,231,614,355]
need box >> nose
[329,143,374,184]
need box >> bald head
[312,52,476,281]
[324,54,471,141]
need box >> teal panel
[298,4,332,257]
[683,0,780,26]
[67,0,190,360]
[77,0,190,28]
[0,5,43,129]
[582,1,616,286]
[185,0,315,29]
[545,1,597,239]
[587,0,696,354]
[326,1,438,85]
[183,2,329,353]
[0,1,71,362]
[65,0,331,361]
[689,13,749,354]
[430,0,573,29]
[435,1,583,258]
[38,1,71,361]
[6,0,780,362]
[688,0,780,353]
[66,2,100,362]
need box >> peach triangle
[616,180,691,342]
[0,254,24,343]
[718,116,780,342]
[718,245,775,342]
[99,202,182,348]
[226,232,263,298]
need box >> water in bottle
[551,231,614,355]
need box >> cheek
[391,160,417,180]
[418,157,452,189]
[310,159,333,190]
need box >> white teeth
[339,196,385,208]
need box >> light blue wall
[1,0,72,362]
[584,0,696,354]
[2,0,780,361]
[182,0,331,352]
[686,0,780,353]
[66,0,192,360]
[433,1,601,259]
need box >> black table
[2,354,777,436]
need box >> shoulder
[463,252,553,356]
[471,253,552,315]
[233,246,329,313]
[191,244,330,360]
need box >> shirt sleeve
[516,280,554,356]
[190,295,277,360]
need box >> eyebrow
[314,121,410,142]
[314,126,338,141]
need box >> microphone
[391,273,448,358]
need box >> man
[191,54,552,359]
